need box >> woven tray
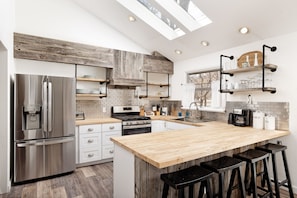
[237,51,263,68]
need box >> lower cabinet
[151,120,196,133]
[76,122,122,165]
[101,123,122,159]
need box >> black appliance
[111,106,151,135]
[228,109,252,127]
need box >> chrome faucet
[188,102,201,119]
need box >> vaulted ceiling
[73,0,297,62]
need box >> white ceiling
[73,0,297,62]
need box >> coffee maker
[228,109,252,127]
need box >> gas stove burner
[112,115,150,121]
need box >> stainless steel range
[111,106,151,135]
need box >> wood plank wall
[14,33,114,68]
[135,141,268,198]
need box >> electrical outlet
[102,107,106,113]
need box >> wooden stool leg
[263,158,273,198]
[271,153,280,198]
[162,183,169,198]
[219,172,225,198]
[206,179,213,198]
[178,188,185,198]
[250,163,257,198]
[238,167,246,198]
[244,162,251,194]
[188,184,194,198]
[282,150,295,198]
[198,181,205,198]
[227,169,237,198]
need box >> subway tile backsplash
[76,89,289,130]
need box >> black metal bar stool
[201,156,246,198]
[160,165,214,198]
[256,143,294,198]
[234,149,273,198]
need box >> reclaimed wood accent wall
[134,141,268,198]
[14,33,114,68]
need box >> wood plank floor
[0,162,113,198]
[1,161,296,198]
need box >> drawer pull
[109,126,115,130]
[109,150,114,154]
[88,139,94,143]
[88,128,94,132]
[88,153,94,158]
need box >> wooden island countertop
[111,121,290,169]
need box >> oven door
[122,125,151,135]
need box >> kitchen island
[111,120,290,198]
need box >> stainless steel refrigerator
[14,74,76,183]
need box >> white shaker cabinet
[78,124,102,164]
[101,123,122,159]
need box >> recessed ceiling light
[175,50,182,55]
[201,41,209,46]
[239,27,249,34]
[128,16,136,22]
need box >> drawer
[79,147,101,163]
[102,145,115,159]
[79,133,101,148]
[102,123,121,132]
[102,131,122,146]
[79,124,101,134]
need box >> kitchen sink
[173,117,211,123]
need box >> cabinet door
[79,133,101,148]
[112,50,144,83]
[151,120,166,133]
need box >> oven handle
[122,124,151,130]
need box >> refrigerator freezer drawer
[14,137,75,183]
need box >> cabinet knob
[88,128,94,132]
[88,139,94,143]
[109,150,114,154]
[109,126,115,130]
[88,153,94,158]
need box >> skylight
[117,0,211,40]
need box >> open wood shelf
[222,64,277,76]
[220,87,276,94]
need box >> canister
[264,115,276,130]
[253,111,265,129]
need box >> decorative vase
[254,53,258,66]
[245,55,250,67]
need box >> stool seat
[201,156,246,198]
[256,143,287,154]
[161,165,213,189]
[160,165,214,198]
[234,149,269,163]
[201,156,244,173]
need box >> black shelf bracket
[219,54,234,93]
[262,44,277,93]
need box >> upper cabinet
[108,50,145,87]
[14,33,114,68]
[143,51,174,74]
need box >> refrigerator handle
[43,82,48,132]
[48,82,52,132]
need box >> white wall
[172,31,297,192]
[0,0,14,194]
[15,0,149,55]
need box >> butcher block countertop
[111,121,290,169]
[76,118,121,125]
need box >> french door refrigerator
[14,74,76,183]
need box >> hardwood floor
[1,161,296,198]
[0,162,113,198]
